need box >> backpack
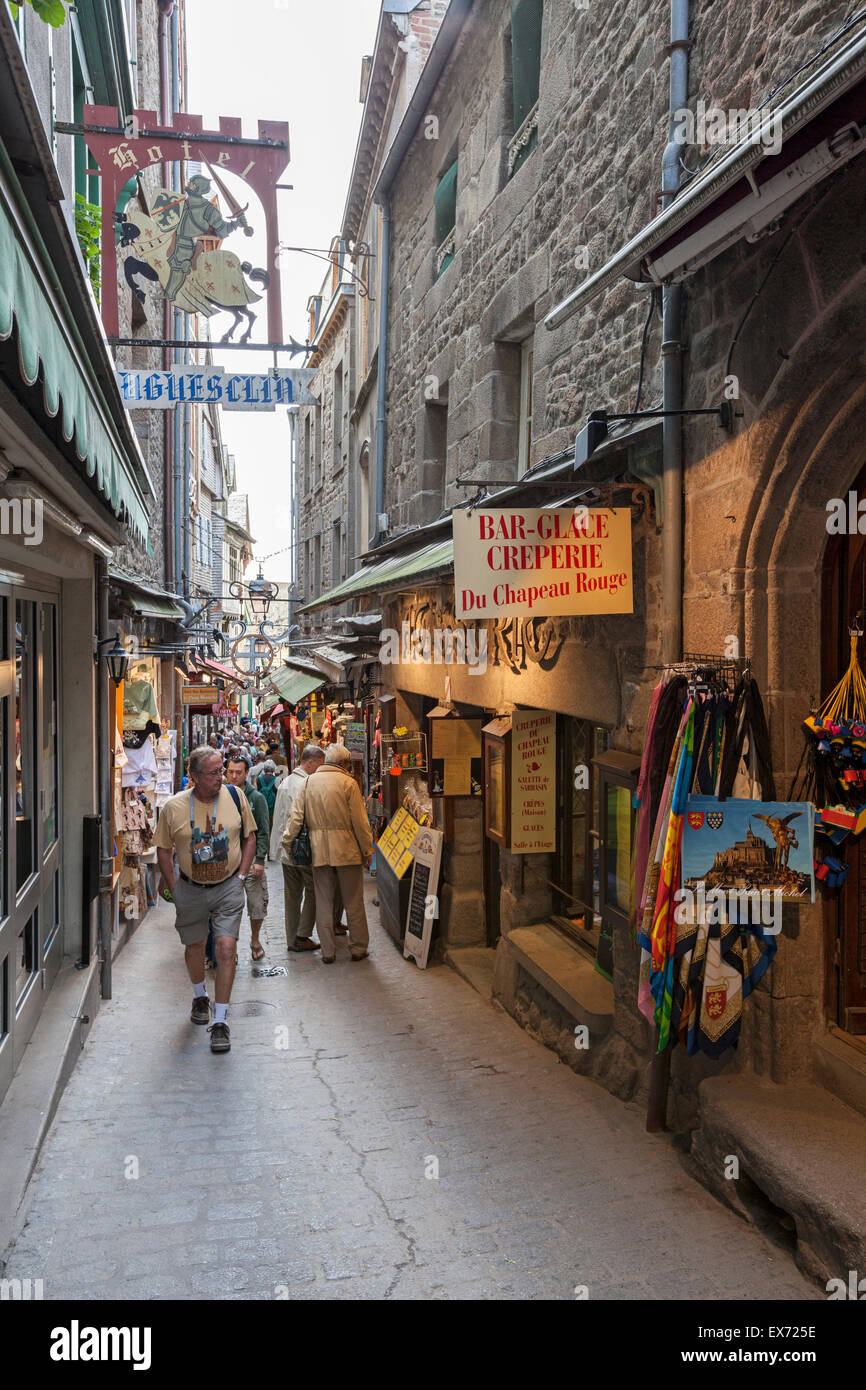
[225,783,244,825]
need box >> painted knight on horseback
[116,174,268,343]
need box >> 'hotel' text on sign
[453,507,633,619]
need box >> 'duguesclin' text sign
[115,366,316,411]
[511,710,556,854]
[453,507,633,619]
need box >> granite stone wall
[377,0,866,1107]
[297,301,354,633]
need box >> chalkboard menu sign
[406,862,431,940]
[403,827,443,970]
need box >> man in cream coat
[270,743,324,951]
[283,743,374,963]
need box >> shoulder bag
[291,787,313,866]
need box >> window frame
[434,157,458,278]
[517,338,534,477]
[507,0,543,178]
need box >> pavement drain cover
[231,1000,280,1017]
[251,966,288,978]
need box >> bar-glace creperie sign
[453,507,633,620]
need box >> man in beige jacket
[283,743,374,962]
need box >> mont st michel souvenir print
[190,811,231,884]
[682,797,815,903]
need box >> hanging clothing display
[635,662,781,1059]
[121,737,158,788]
[123,676,159,731]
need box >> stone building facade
[295,0,451,629]
[301,0,866,1280]
[0,0,180,1140]
[296,245,356,637]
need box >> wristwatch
[237,873,247,882]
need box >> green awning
[109,572,184,619]
[130,593,184,620]
[268,667,325,705]
[0,175,151,547]
[299,537,454,613]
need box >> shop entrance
[0,582,61,1103]
[483,834,500,946]
[822,484,866,1032]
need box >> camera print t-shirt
[155,786,257,883]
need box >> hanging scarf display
[635,664,782,1058]
[647,701,695,1051]
[637,697,692,1027]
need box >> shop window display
[15,600,36,891]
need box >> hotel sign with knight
[78,106,290,344]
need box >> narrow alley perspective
[4,0,866,1364]
[3,863,815,1303]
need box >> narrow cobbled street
[4,863,815,1302]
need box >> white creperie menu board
[453,507,633,619]
[511,710,556,853]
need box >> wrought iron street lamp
[103,637,130,685]
[230,568,279,621]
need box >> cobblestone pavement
[4,862,817,1301]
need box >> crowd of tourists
[155,727,373,1054]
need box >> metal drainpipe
[170,3,184,594]
[96,560,113,999]
[660,0,689,667]
[647,0,690,1135]
[288,408,299,645]
[159,0,175,587]
[373,195,391,549]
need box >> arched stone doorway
[735,277,866,1077]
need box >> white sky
[186,0,383,581]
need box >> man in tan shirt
[283,743,374,963]
[155,746,257,1052]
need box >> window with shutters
[508,0,543,178]
[434,157,457,278]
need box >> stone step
[444,946,496,1002]
[813,1030,866,1120]
[689,1073,866,1285]
[503,923,614,1037]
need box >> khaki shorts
[243,870,269,921]
[172,873,245,946]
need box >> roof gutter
[543,24,866,329]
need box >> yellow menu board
[377,806,422,879]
